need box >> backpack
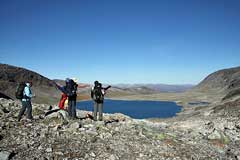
[93,85,104,102]
[15,82,26,99]
[66,79,78,97]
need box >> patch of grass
[155,133,166,140]
[221,134,230,144]
[141,126,169,141]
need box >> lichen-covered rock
[208,129,222,140]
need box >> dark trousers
[68,99,76,118]
[18,100,33,121]
[93,102,103,121]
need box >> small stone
[38,145,43,150]
[69,122,81,129]
[29,140,35,145]
[139,153,144,157]
[0,151,11,160]
[85,130,98,136]
[100,132,112,139]
[46,148,52,153]
[114,127,120,132]
[83,124,94,128]
[95,121,104,125]
[79,128,86,132]
[109,154,116,160]
[90,152,96,157]
[55,152,64,156]
[224,122,235,130]
[84,154,90,159]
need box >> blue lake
[77,99,181,119]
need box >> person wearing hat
[18,81,35,121]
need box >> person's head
[26,81,32,87]
[65,78,70,84]
[72,78,78,83]
[94,81,99,86]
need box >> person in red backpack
[58,93,68,110]
[55,80,68,110]
[55,78,89,118]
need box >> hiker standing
[65,78,89,119]
[17,82,34,121]
[91,81,111,121]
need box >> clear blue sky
[0,0,239,84]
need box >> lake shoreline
[77,99,181,119]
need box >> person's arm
[55,83,62,90]
[24,87,32,98]
[55,83,66,93]
[103,85,111,91]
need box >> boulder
[44,109,69,126]
[69,122,81,130]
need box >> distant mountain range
[112,84,194,93]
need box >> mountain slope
[0,64,60,104]
[192,66,240,93]
[189,66,240,101]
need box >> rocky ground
[0,98,240,160]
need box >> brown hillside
[0,64,61,104]
[190,66,240,101]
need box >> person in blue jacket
[17,81,34,121]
